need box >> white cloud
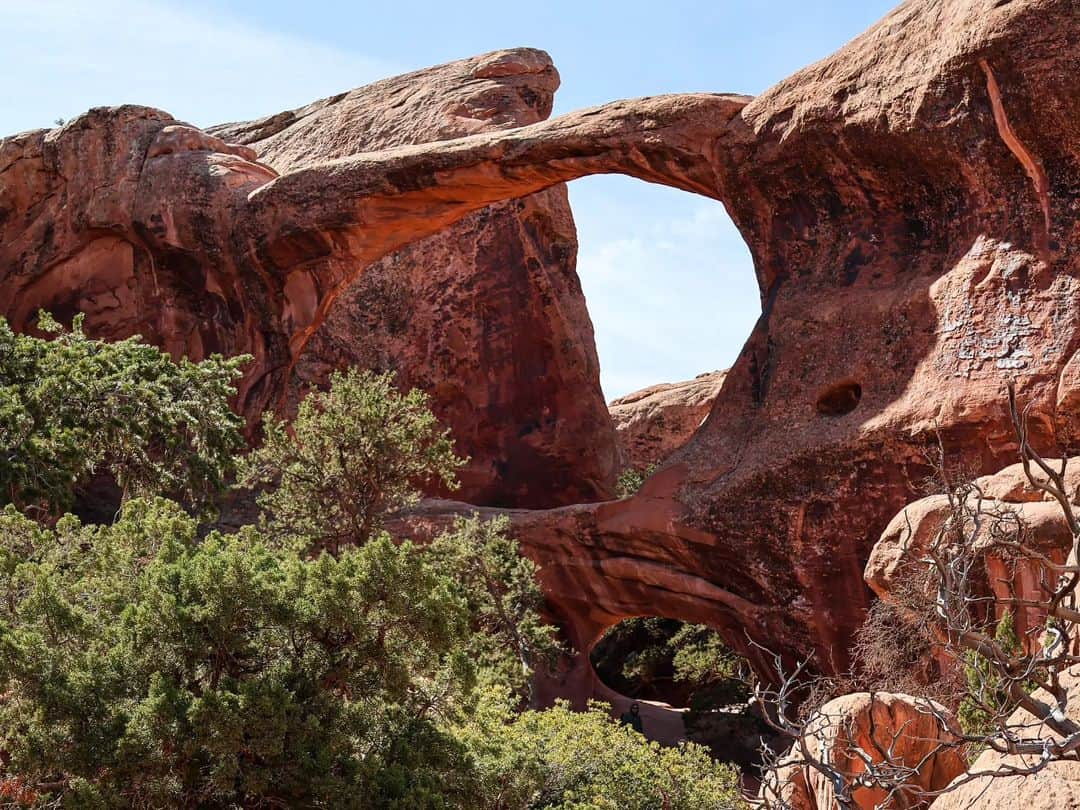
[0,0,401,134]
[570,176,760,400]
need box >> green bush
[457,692,748,810]
[0,499,481,807]
[239,368,463,552]
[958,609,1033,741]
[591,618,752,708]
[0,314,246,520]
[0,338,748,808]
[430,515,565,702]
[615,463,657,499]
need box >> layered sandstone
[609,370,727,472]
[763,693,966,810]
[3,0,1080,695]
[931,668,1080,809]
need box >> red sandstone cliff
[3,0,1080,698]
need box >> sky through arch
[1,0,897,398]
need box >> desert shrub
[957,609,1034,739]
[457,692,749,810]
[592,618,752,708]
[238,368,463,552]
[0,313,246,520]
[429,515,565,701]
[616,463,657,498]
[0,498,488,807]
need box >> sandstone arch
[3,0,1080,696]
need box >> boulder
[867,461,1078,642]
[764,693,966,810]
[609,370,726,472]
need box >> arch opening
[588,617,780,775]
[569,177,759,404]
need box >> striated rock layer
[764,693,966,810]
[3,0,1080,693]
[0,49,615,509]
[609,370,727,472]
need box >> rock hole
[588,618,778,774]
[816,380,862,416]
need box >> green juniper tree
[456,695,747,810]
[0,314,246,521]
[238,368,463,552]
[0,332,748,809]
[0,499,481,807]
[430,515,565,702]
[957,609,1032,741]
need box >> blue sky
[1,0,896,398]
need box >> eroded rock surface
[3,0,1080,696]
[609,370,727,472]
[764,693,966,810]
[931,667,1080,810]
[398,0,1080,689]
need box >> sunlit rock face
[3,0,1080,693]
[397,0,1080,690]
[609,370,727,472]
[930,667,1080,810]
[0,49,616,509]
[868,460,1080,647]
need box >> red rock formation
[210,51,616,507]
[3,0,1079,692]
[609,370,727,472]
[0,49,615,509]
[930,667,1080,809]
[763,693,966,810]
[397,0,1080,687]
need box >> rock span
[3,0,1080,693]
[0,49,615,509]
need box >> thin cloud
[0,0,401,133]
[571,177,759,400]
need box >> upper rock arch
[2,0,1080,694]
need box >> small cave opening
[588,617,780,774]
[815,380,863,416]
